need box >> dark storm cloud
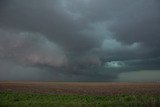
[111,0,160,45]
[0,0,101,53]
[0,0,160,81]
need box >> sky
[0,0,160,82]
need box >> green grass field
[0,92,160,107]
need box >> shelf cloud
[0,0,160,81]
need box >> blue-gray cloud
[0,0,160,81]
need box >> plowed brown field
[0,82,160,96]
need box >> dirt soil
[0,82,160,96]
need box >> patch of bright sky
[117,70,160,82]
[105,61,125,68]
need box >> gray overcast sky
[0,0,160,82]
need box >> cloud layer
[0,0,160,81]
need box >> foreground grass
[0,92,160,107]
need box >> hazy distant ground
[0,82,160,107]
[0,82,160,96]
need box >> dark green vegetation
[0,92,160,107]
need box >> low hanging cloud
[102,39,141,53]
[0,0,160,81]
[0,29,67,67]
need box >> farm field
[0,82,160,107]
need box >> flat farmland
[0,82,160,96]
[1,82,160,107]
